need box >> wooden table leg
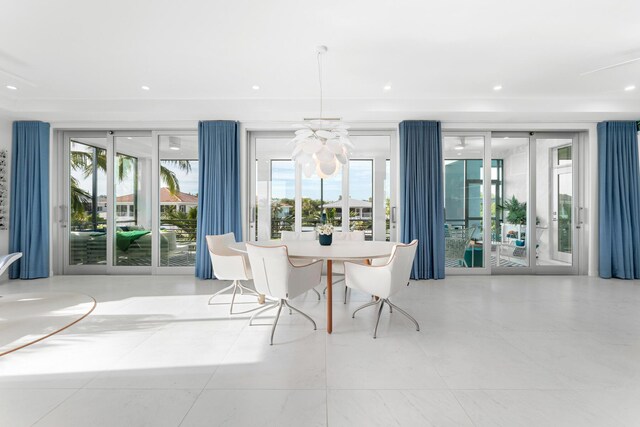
[327,259,332,334]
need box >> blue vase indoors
[319,233,333,246]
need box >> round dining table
[230,240,397,334]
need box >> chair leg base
[250,299,316,345]
[351,298,420,338]
[208,280,263,315]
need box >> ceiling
[1,0,639,122]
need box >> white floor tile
[206,328,325,389]
[87,328,239,389]
[453,389,626,427]
[180,389,326,427]
[328,389,473,426]
[327,332,447,389]
[416,331,568,389]
[34,388,199,427]
[498,330,640,389]
[0,388,77,427]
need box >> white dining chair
[206,233,260,314]
[344,240,420,338]
[280,230,322,300]
[245,243,322,345]
[322,230,365,303]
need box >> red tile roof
[116,187,198,203]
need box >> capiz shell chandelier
[291,46,352,179]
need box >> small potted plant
[317,224,334,246]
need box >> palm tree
[161,206,198,241]
[70,145,192,218]
[159,160,191,195]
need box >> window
[159,135,199,267]
[349,160,373,240]
[443,136,486,269]
[68,139,107,265]
[116,205,128,216]
[252,132,395,242]
[270,160,296,239]
[301,166,343,232]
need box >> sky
[271,160,389,202]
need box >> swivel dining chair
[0,253,22,296]
[345,240,420,338]
[206,233,260,314]
[280,230,322,300]
[245,243,322,345]
[0,252,22,278]
[322,230,365,303]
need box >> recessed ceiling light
[493,85,503,91]
[383,84,392,91]
[6,85,17,90]
[252,85,260,90]
[457,153,462,156]
[141,85,150,91]
[624,85,636,91]
[454,146,464,150]
[126,137,133,140]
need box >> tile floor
[1,274,640,426]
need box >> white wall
[502,144,529,206]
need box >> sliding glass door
[491,132,580,274]
[67,135,109,268]
[443,133,492,274]
[444,131,581,275]
[250,131,397,242]
[157,134,199,268]
[61,130,198,274]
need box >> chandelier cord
[317,51,323,120]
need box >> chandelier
[291,46,352,179]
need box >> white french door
[549,143,574,265]
[248,130,398,242]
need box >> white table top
[229,240,398,260]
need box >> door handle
[575,206,584,229]
[59,205,68,228]
[391,207,397,223]
[250,205,256,224]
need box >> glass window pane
[491,136,529,268]
[385,159,391,241]
[348,160,373,240]
[270,160,296,239]
[301,168,342,232]
[159,135,199,266]
[443,136,485,268]
[557,172,572,253]
[69,139,107,265]
[536,139,573,266]
[557,146,572,166]
[114,137,152,266]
